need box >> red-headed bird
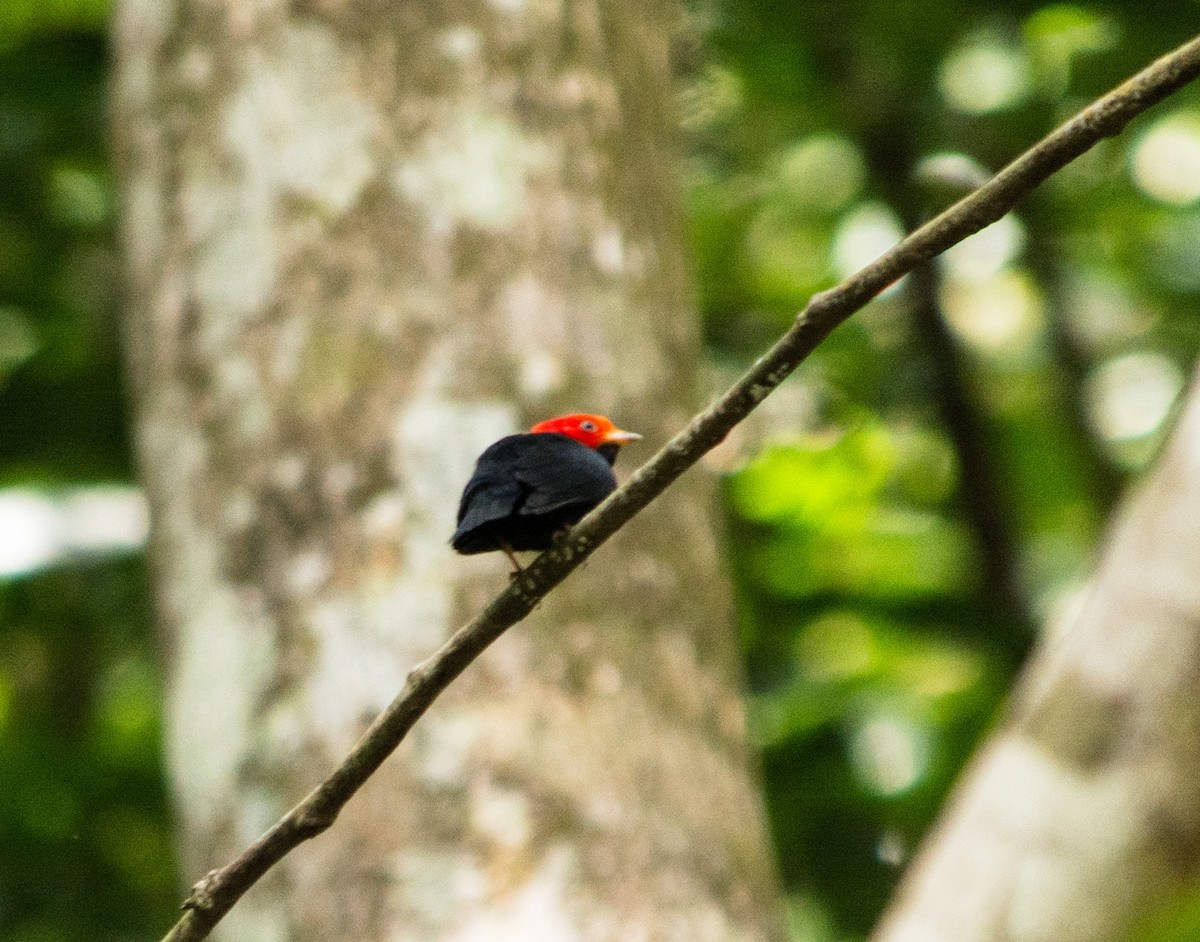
[452,414,642,571]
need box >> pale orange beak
[602,428,642,446]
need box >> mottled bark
[113,1,783,940]
[873,364,1200,942]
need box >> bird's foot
[501,543,525,575]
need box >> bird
[451,413,642,572]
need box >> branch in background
[160,34,1200,942]
[906,260,1029,630]
[1024,224,1127,510]
[865,120,1030,637]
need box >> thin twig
[161,34,1200,942]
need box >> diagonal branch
[161,33,1200,942]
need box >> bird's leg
[500,542,524,576]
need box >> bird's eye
[580,420,597,432]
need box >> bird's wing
[453,437,526,534]
[514,434,617,515]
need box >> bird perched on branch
[452,414,642,572]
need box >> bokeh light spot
[0,486,149,578]
[0,491,60,577]
[850,713,929,795]
[1085,351,1182,443]
[942,269,1046,357]
[1131,113,1200,206]
[774,134,866,214]
[875,829,908,867]
[940,41,1031,114]
[832,203,905,289]
[1061,270,1150,354]
[916,151,992,199]
[941,214,1026,281]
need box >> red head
[529,413,642,451]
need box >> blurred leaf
[1024,5,1121,97]
[0,0,109,52]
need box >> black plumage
[452,432,618,555]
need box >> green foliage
[724,430,1006,935]
[1134,888,1200,942]
[729,426,971,601]
[0,561,174,942]
[0,0,108,53]
[0,11,176,941]
[691,2,1200,939]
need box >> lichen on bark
[114,0,785,939]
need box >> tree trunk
[873,365,1200,942]
[113,1,784,939]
